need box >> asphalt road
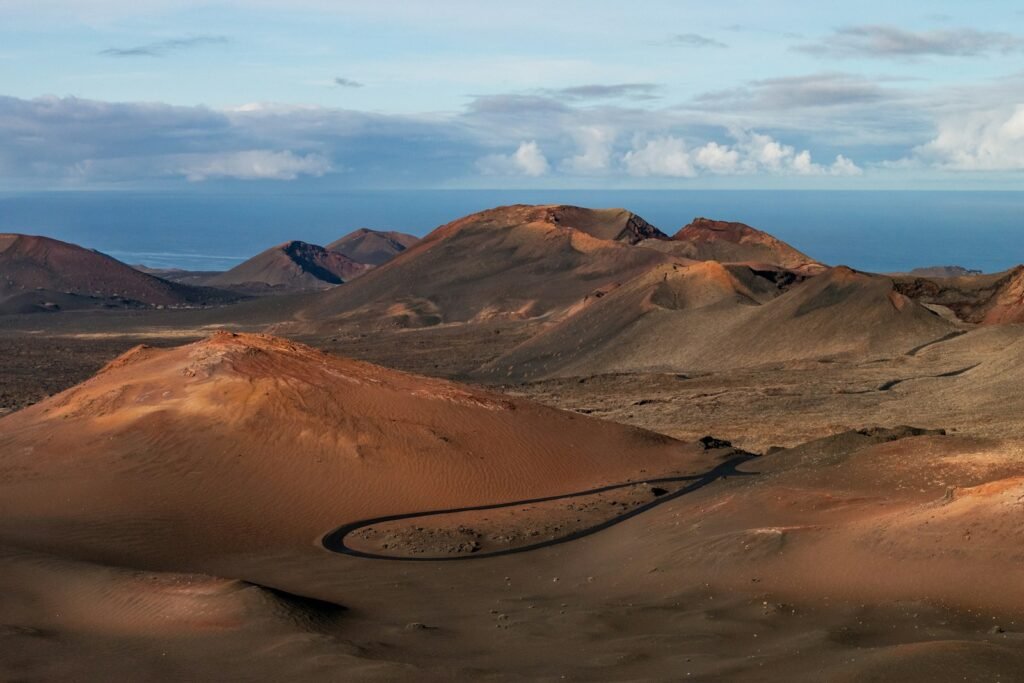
[322,452,759,561]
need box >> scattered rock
[404,622,432,631]
[700,436,733,450]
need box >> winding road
[322,452,759,561]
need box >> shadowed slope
[894,265,1024,325]
[206,241,370,292]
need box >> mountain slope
[893,265,1024,325]
[326,228,420,266]
[641,217,823,273]
[297,204,675,329]
[205,240,370,292]
[0,233,236,314]
[480,266,955,380]
[0,332,704,563]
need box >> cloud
[546,83,660,101]
[334,77,364,88]
[467,94,569,116]
[666,33,727,48]
[695,73,895,110]
[909,105,1024,170]
[624,137,696,177]
[173,150,331,181]
[0,94,467,186]
[476,141,550,176]
[0,93,871,188]
[624,130,862,177]
[98,34,228,57]
[796,25,1024,59]
[561,126,615,174]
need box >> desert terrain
[3,207,1024,681]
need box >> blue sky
[2,0,1024,189]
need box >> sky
[2,0,1024,190]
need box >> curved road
[322,452,759,561]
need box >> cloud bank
[623,131,862,177]
[12,81,1022,187]
[910,106,1024,170]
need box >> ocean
[0,190,1021,273]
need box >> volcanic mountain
[297,205,674,329]
[0,332,705,564]
[894,265,1024,325]
[0,233,236,314]
[641,217,823,273]
[327,228,420,266]
[205,240,371,293]
[480,265,956,380]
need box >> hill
[0,332,706,564]
[205,240,371,293]
[480,265,956,380]
[894,265,1024,325]
[326,228,420,266]
[296,204,675,329]
[641,217,824,273]
[0,233,237,314]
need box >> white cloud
[562,126,615,174]
[623,130,862,178]
[912,105,1024,170]
[693,142,740,173]
[476,140,550,176]
[829,154,862,176]
[623,136,696,177]
[174,150,331,181]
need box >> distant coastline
[1,189,1020,273]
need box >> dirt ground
[3,312,1024,681]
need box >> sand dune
[0,233,236,313]
[481,265,956,380]
[327,228,420,266]
[297,204,674,329]
[205,240,371,293]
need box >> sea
[0,190,1022,273]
